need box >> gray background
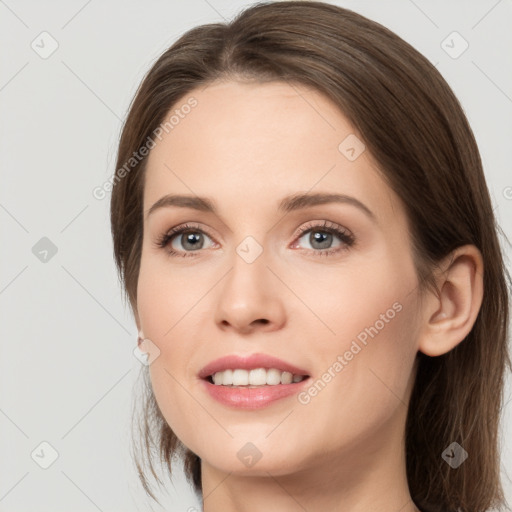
[1,0,511,511]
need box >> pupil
[311,231,331,249]
[183,232,203,250]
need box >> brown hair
[110,2,511,511]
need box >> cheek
[328,285,419,414]
[136,259,198,373]
[292,292,419,460]
[305,251,420,414]
[296,253,417,360]
[136,258,210,448]
[136,254,210,338]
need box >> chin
[194,438,310,477]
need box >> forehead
[143,80,401,224]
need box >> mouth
[198,353,311,388]
[198,354,311,409]
[204,368,310,387]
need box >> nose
[214,248,286,335]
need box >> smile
[198,353,311,409]
[209,368,307,386]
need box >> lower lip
[201,378,310,409]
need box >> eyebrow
[146,192,376,222]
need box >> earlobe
[418,245,484,357]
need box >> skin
[134,80,484,512]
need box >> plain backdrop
[1,1,511,511]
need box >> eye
[154,223,217,258]
[154,220,355,258]
[291,220,355,256]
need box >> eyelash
[154,221,355,258]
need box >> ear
[133,309,144,341]
[417,244,484,357]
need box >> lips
[198,353,311,409]
[198,353,310,380]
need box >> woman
[110,2,511,511]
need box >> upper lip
[198,353,310,379]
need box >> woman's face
[137,80,423,478]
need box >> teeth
[248,368,267,386]
[233,369,249,386]
[211,368,307,386]
[266,368,282,385]
[221,369,233,386]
